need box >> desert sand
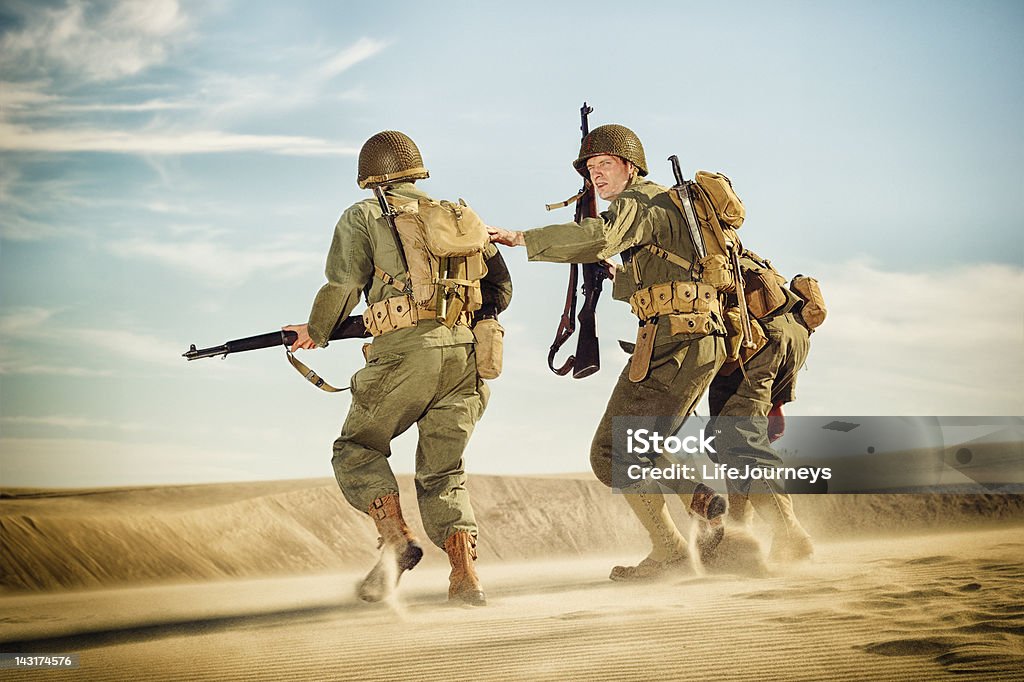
[2,476,1023,681]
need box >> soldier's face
[586,155,634,200]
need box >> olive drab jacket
[523,176,726,344]
[307,182,512,353]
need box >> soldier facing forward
[489,124,728,580]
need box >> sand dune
[1,476,1023,680]
[2,475,1023,592]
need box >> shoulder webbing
[645,244,694,271]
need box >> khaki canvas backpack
[666,170,746,293]
[364,197,489,336]
[391,196,489,313]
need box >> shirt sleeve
[306,205,374,347]
[480,242,513,316]
[522,195,643,264]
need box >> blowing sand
[2,476,1022,681]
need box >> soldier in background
[489,125,728,580]
[702,252,817,564]
[285,131,512,605]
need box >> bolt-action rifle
[545,102,609,379]
[183,316,369,392]
[183,315,369,361]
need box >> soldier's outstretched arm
[488,195,643,264]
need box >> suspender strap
[374,265,407,292]
[645,244,693,272]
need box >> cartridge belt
[628,281,721,322]
[362,295,471,337]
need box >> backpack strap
[374,265,407,292]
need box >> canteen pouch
[790,274,827,331]
[473,318,505,380]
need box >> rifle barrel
[183,316,368,361]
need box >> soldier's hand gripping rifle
[545,102,609,379]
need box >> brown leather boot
[357,493,423,603]
[689,483,728,555]
[444,531,486,606]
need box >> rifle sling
[547,263,579,375]
[286,350,348,393]
[544,181,592,211]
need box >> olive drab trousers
[590,334,726,489]
[332,343,488,549]
[708,312,810,493]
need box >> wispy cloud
[795,261,1023,416]
[191,37,386,123]
[69,328,191,368]
[0,120,358,155]
[0,415,145,431]
[0,307,57,336]
[320,37,389,78]
[0,80,59,109]
[107,236,323,286]
[0,0,188,82]
[0,307,184,370]
[0,363,114,378]
[0,11,379,158]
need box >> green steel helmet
[357,130,430,189]
[573,124,648,177]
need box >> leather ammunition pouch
[743,266,789,319]
[699,254,734,293]
[362,295,471,337]
[741,251,796,320]
[472,317,504,380]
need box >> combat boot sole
[448,586,487,607]
[609,554,692,582]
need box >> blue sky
[1,0,1022,487]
